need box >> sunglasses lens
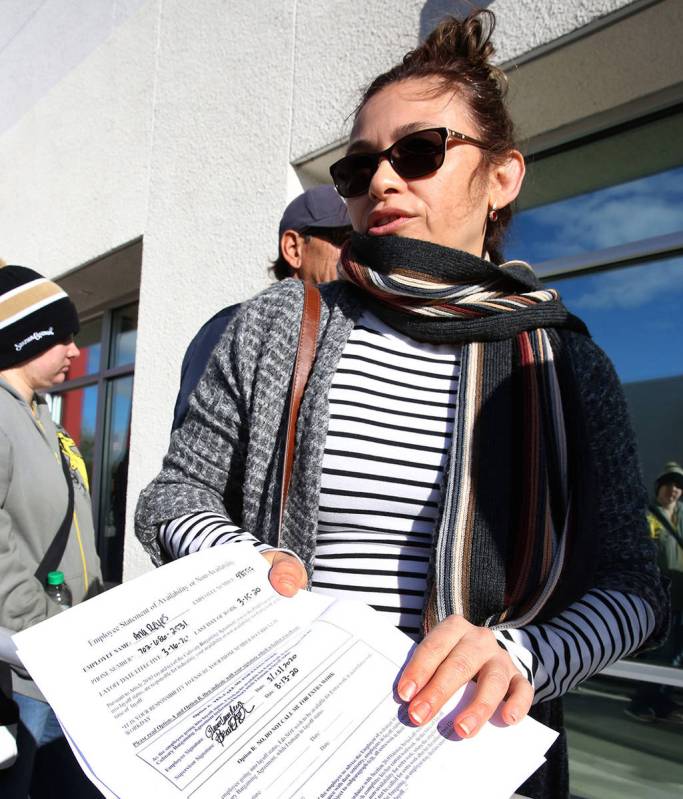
[329,129,448,198]
[307,227,352,246]
[391,129,446,179]
[330,153,377,198]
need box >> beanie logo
[14,327,55,352]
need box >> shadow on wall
[420,0,495,41]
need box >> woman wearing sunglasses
[136,10,667,798]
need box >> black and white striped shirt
[161,310,654,702]
[313,311,461,638]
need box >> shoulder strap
[278,282,321,544]
[649,503,683,550]
[34,448,75,584]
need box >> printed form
[14,544,556,798]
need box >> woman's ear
[489,150,525,210]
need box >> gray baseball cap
[278,185,351,237]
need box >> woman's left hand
[396,614,534,737]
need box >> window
[511,107,683,797]
[507,111,683,264]
[49,302,137,585]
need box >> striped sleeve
[494,589,655,703]
[159,511,270,559]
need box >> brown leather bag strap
[278,282,321,544]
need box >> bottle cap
[47,571,65,586]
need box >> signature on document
[205,701,255,746]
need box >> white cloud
[566,260,683,311]
[519,168,683,260]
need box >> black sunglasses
[301,226,353,247]
[329,127,490,198]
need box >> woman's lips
[367,214,412,236]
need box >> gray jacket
[0,378,102,697]
[135,279,667,639]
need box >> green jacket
[0,378,102,698]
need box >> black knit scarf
[339,233,596,630]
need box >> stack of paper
[14,545,556,798]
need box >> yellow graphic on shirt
[57,430,90,491]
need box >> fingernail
[507,709,518,724]
[398,680,417,702]
[410,701,431,725]
[457,715,477,736]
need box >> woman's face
[22,339,80,392]
[345,78,523,256]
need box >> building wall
[0,0,156,275]
[0,0,677,579]
[289,0,640,162]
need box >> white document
[14,544,556,798]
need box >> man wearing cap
[0,265,102,795]
[172,185,351,429]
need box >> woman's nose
[368,155,403,198]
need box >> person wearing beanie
[648,463,683,656]
[625,461,683,723]
[0,265,102,796]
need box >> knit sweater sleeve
[567,334,669,637]
[134,280,307,566]
[493,335,669,701]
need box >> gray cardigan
[135,280,668,638]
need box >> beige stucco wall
[507,0,683,145]
[289,0,641,161]
[129,1,298,578]
[0,0,156,276]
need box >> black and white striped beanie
[0,265,79,369]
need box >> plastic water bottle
[45,571,72,611]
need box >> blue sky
[554,257,683,384]
[506,166,683,264]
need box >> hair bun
[421,10,496,68]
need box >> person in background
[648,462,683,594]
[625,462,683,722]
[172,185,352,429]
[649,462,683,667]
[136,11,668,798]
[0,265,102,797]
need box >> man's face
[281,227,352,283]
[299,231,348,283]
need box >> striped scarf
[339,234,592,629]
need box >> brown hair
[356,10,516,263]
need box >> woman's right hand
[261,550,308,597]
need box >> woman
[136,11,667,798]
[0,264,102,797]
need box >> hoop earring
[488,204,498,222]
